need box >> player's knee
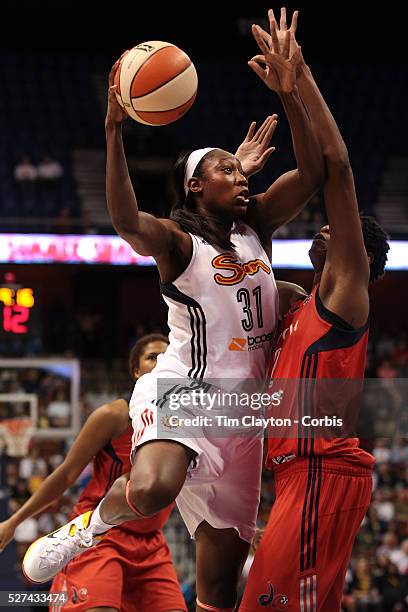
[128,473,177,516]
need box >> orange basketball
[114,41,198,126]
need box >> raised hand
[105,55,129,129]
[235,115,278,177]
[266,8,300,59]
[249,8,302,93]
[258,8,305,75]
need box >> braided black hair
[360,215,390,283]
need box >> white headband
[184,147,217,196]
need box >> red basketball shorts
[49,527,186,612]
[240,456,373,612]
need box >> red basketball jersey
[72,421,173,533]
[266,285,374,469]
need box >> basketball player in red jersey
[0,334,188,612]
[240,9,390,611]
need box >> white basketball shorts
[129,371,263,543]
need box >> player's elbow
[112,222,152,256]
[112,217,140,240]
[58,463,81,488]
[324,147,351,175]
[298,167,324,197]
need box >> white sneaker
[22,511,102,583]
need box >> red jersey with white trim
[72,421,173,533]
[266,285,374,469]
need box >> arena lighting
[0,234,405,270]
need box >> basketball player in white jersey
[24,18,323,612]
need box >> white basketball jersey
[155,221,278,382]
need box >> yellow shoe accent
[81,510,93,529]
[68,524,76,537]
[22,510,100,584]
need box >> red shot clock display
[0,273,36,336]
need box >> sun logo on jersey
[212,254,271,286]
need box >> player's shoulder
[158,217,190,239]
[276,280,308,319]
[158,218,181,231]
[157,217,193,256]
[92,398,130,437]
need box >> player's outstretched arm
[105,61,191,264]
[298,63,370,325]
[0,401,125,553]
[296,62,369,274]
[254,8,370,327]
[246,9,324,240]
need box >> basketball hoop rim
[0,418,34,458]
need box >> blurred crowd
[0,368,72,429]
[13,154,64,218]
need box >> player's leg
[240,459,373,611]
[239,472,301,612]
[195,522,250,612]
[24,440,195,583]
[97,440,195,523]
[315,490,372,610]
[176,436,262,612]
[121,530,187,612]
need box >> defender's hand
[249,8,302,93]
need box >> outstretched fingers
[253,115,273,142]
[270,19,281,54]
[290,10,299,33]
[280,6,287,30]
[243,121,257,142]
[282,30,291,60]
[252,24,270,56]
[258,147,276,166]
[262,116,278,145]
[256,115,278,144]
[259,26,272,48]
[268,8,277,29]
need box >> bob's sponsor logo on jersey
[248,330,274,350]
[228,337,246,351]
[212,253,271,286]
[229,331,273,351]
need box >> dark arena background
[0,1,407,610]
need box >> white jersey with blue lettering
[156,220,278,381]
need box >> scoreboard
[0,273,38,346]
